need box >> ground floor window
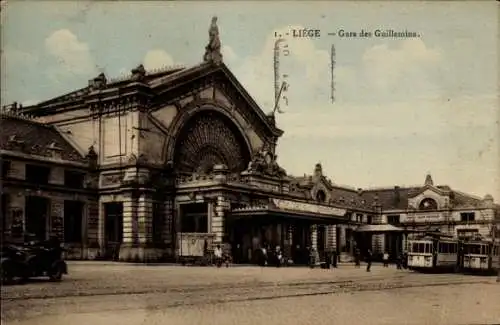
[64,200,84,243]
[25,196,50,241]
[180,203,208,233]
[104,202,123,243]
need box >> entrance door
[104,202,123,260]
[25,196,50,242]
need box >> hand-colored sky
[2,1,498,199]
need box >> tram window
[418,243,424,252]
[412,243,418,252]
[425,243,432,253]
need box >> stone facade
[2,19,497,264]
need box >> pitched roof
[0,113,86,163]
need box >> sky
[1,1,499,199]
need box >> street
[2,262,499,325]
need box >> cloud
[143,50,176,70]
[360,39,442,92]
[45,29,96,76]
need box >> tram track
[2,274,494,323]
[1,271,489,302]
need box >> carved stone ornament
[102,174,123,187]
[245,142,287,178]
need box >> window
[356,214,363,223]
[25,164,50,184]
[64,170,85,188]
[387,215,400,224]
[180,203,208,233]
[316,190,326,203]
[367,215,373,224]
[460,212,475,222]
[2,161,11,178]
[64,200,83,243]
[419,198,438,210]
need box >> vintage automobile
[1,237,68,283]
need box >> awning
[355,224,407,233]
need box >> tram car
[461,239,500,274]
[407,235,458,272]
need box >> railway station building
[1,18,498,263]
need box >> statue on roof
[131,64,146,81]
[203,16,223,64]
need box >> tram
[462,238,500,274]
[407,233,458,272]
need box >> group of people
[354,248,409,272]
[211,243,409,271]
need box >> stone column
[372,233,384,255]
[50,198,64,241]
[163,198,174,256]
[284,224,293,260]
[339,225,346,253]
[85,200,99,260]
[327,225,336,251]
[211,195,227,247]
[121,194,138,247]
[310,224,320,263]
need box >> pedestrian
[403,252,408,269]
[383,251,389,267]
[366,249,372,272]
[214,244,223,268]
[332,250,338,268]
[396,253,402,270]
[354,248,361,268]
[260,245,268,267]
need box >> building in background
[1,17,498,263]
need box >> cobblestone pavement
[2,262,499,325]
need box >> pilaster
[85,199,100,259]
[119,192,163,262]
[372,234,384,255]
[50,198,64,240]
[327,225,336,251]
[310,224,320,263]
[212,195,229,246]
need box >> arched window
[419,198,438,210]
[316,190,327,203]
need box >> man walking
[366,249,373,272]
[383,251,389,267]
[214,244,223,268]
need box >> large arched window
[419,198,438,210]
[173,110,251,174]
